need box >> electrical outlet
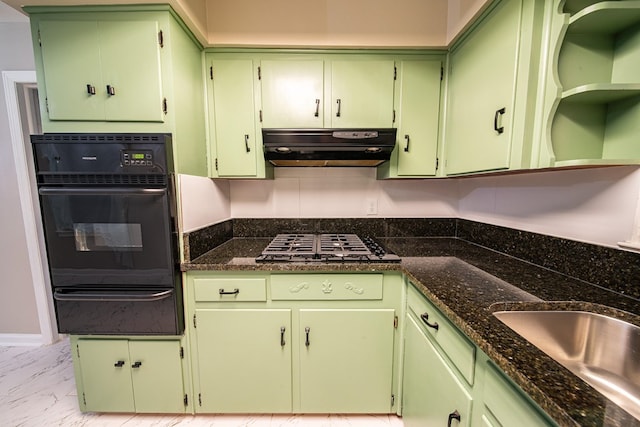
[366,199,378,215]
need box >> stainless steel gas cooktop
[255,233,401,263]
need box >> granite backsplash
[183,218,639,301]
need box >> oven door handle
[39,188,167,196]
[53,289,174,302]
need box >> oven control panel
[121,150,154,167]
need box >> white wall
[178,174,231,232]
[458,166,640,248]
[0,20,39,335]
[229,168,458,218]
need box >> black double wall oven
[32,134,183,335]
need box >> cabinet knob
[219,288,240,295]
[336,99,341,117]
[314,99,320,117]
[113,360,125,368]
[404,134,410,152]
[132,361,142,369]
[86,84,96,96]
[280,326,286,347]
[106,85,116,96]
[420,313,439,330]
[305,326,311,347]
[244,134,251,153]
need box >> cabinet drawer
[407,283,476,384]
[193,278,267,302]
[271,274,383,300]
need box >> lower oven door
[53,287,182,335]
[38,187,175,287]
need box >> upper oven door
[38,187,175,287]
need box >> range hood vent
[262,128,397,167]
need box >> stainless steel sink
[493,310,640,421]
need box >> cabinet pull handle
[420,313,439,330]
[132,361,142,369]
[219,288,240,295]
[114,360,125,368]
[447,410,461,426]
[494,107,505,134]
[305,326,310,347]
[86,84,96,95]
[314,99,320,117]
[404,134,410,152]
[106,85,116,96]
[336,99,341,117]
[280,326,286,347]
[244,134,251,153]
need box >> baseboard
[0,333,43,347]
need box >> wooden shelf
[568,1,640,34]
[561,83,640,103]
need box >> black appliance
[32,133,183,335]
[255,234,401,263]
[262,128,397,167]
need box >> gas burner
[255,234,401,263]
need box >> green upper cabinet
[28,7,208,176]
[444,0,545,175]
[378,59,443,178]
[539,0,640,167]
[37,19,163,122]
[330,60,395,128]
[208,58,259,177]
[260,59,325,128]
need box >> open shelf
[568,2,640,34]
[561,83,640,102]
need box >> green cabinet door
[330,60,395,128]
[38,18,164,122]
[445,0,522,175]
[210,59,259,177]
[77,339,135,412]
[396,60,443,176]
[194,309,292,413]
[403,315,473,427]
[99,20,164,122]
[261,60,324,128]
[39,20,104,121]
[298,309,395,413]
[128,340,185,413]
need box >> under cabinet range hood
[262,128,397,167]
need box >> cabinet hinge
[184,394,188,406]
[158,30,164,48]
[45,97,49,114]
[215,158,219,171]
[193,314,197,328]
[37,29,41,47]
[440,65,444,81]
[209,66,213,80]
[391,394,395,406]
[258,66,261,80]
[393,315,398,329]
[162,98,168,115]
[82,392,87,406]
[259,110,263,123]
[436,157,439,171]
[393,66,397,81]
[198,393,202,406]
[180,347,184,359]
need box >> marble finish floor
[0,338,404,426]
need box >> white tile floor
[0,338,404,427]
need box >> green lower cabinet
[481,362,555,427]
[194,309,293,413]
[403,315,472,427]
[74,338,186,413]
[298,309,395,413]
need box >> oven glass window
[74,223,143,251]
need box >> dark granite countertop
[182,236,640,427]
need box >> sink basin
[493,310,640,421]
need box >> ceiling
[0,1,27,22]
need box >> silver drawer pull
[219,288,240,295]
